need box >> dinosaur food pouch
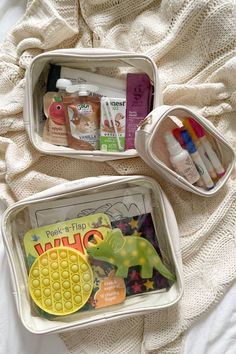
[63,95,100,150]
[42,93,68,146]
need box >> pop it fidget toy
[28,247,93,316]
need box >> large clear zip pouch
[2,175,183,334]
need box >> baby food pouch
[42,94,68,146]
[42,80,72,146]
[63,94,100,150]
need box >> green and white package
[100,97,126,152]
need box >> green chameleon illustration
[87,228,176,281]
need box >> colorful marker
[172,128,205,188]
[183,118,218,180]
[180,130,215,190]
[189,118,225,177]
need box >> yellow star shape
[144,280,154,290]
[129,218,139,229]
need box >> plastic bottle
[164,132,200,184]
[180,130,215,190]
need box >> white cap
[56,78,72,90]
[164,132,182,156]
[66,84,99,95]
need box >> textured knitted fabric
[1,0,236,353]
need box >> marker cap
[180,130,197,154]
[183,118,198,142]
[188,118,205,138]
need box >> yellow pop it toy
[28,247,93,316]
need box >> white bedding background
[0,0,26,40]
[0,2,236,354]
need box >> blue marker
[180,130,214,190]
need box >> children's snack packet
[42,94,68,146]
[63,84,100,150]
[42,79,72,146]
[100,97,126,152]
[125,73,153,149]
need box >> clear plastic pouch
[24,48,162,161]
[2,175,183,334]
[135,105,235,196]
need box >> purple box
[125,73,152,149]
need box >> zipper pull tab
[137,115,152,130]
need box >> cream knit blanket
[1,0,236,353]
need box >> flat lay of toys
[24,211,175,318]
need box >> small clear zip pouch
[1,175,183,334]
[135,105,235,197]
[24,48,162,161]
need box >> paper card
[94,271,126,308]
[28,186,153,229]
